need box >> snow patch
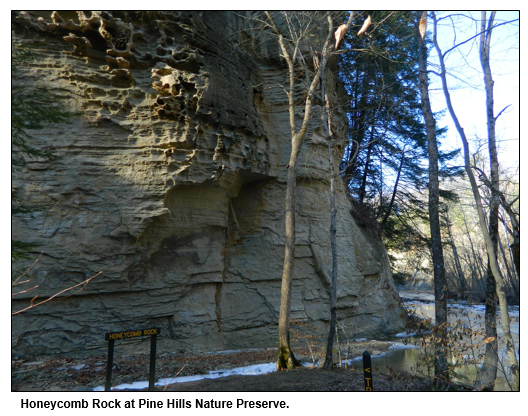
[93,362,277,391]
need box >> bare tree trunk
[476,12,502,389]
[318,13,355,370]
[498,196,519,277]
[322,92,339,369]
[499,217,519,299]
[267,11,344,370]
[277,133,303,369]
[508,221,520,278]
[497,234,517,299]
[477,260,498,391]
[432,11,519,390]
[416,11,449,386]
[445,208,467,293]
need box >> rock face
[12,11,406,356]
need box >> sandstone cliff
[12,11,406,355]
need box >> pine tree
[338,11,462,257]
[11,43,77,262]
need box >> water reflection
[351,347,427,374]
[348,291,519,391]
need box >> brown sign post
[104,327,160,391]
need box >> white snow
[93,362,277,391]
[388,342,419,350]
[394,330,431,338]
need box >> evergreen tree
[337,11,462,258]
[11,43,77,262]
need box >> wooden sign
[104,327,161,391]
[105,327,160,341]
[363,350,372,391]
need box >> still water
[349,291,520,391]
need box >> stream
[349,291,520,391]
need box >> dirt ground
[157,366,430,392]
[12,339,432,392]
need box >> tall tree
[321,91,339,369]
[338,11,461,260]
[431,11,519,390]
[320,11,377,370]
[475,11,499,391]
[415,11,449,385]
[261,11,353,370]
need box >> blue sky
[427,11,519,170]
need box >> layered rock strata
[12,11,406,355]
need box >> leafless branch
[440,18,519,58]
[162,360,189,391]
[12,271,102,315]
[12,251,43,287]
[12,284,39,297]
[495,104,511,121]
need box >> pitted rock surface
[12,11,406,355]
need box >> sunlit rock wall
[11,11,406,355]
